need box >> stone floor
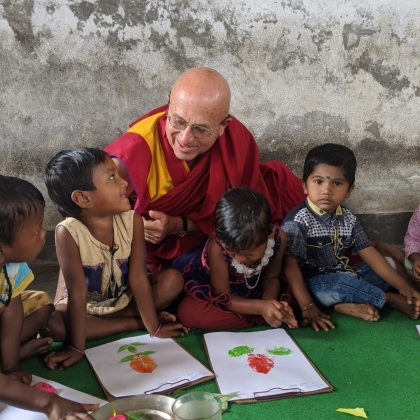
[30,261,59,301]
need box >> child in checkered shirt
[282,143,420,331]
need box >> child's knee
[160,268,184,292]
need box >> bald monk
[105,67,305,270]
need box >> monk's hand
[143,210,173,244]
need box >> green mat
[22,310,420,420]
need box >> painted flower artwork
[228,345,292,374]
[118,342,157,373]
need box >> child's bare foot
[386,292,419,319]
[334,303,380,321]
[19,337,52,360]
[159,310,177,323]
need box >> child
[43,148,187,370]
[0,175,97,418]
[0,175,54,381]
[174,188,297,329]
[404,205,420,282]
[282,143,420,332]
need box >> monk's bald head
[166,68,232,163]
[170,67,231,121]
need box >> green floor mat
[22,310,420,420]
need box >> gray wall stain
[304,22,334,52]
[343,23,376,51]
[0,0,419,230]
[268,29,319,71]
[2,0,37,52]
[365,120,381,139]
[69,1,95,23]
[347,50,411,94]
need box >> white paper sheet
[85,334,213,397]
[0,375,107,419]
[416,325,420,335]
[204,329,330,401]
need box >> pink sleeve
[404,205,420,257]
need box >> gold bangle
[302,302,315,312]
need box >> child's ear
[71,190,92,209]
[302,181,308,195]
[346,185,354,198]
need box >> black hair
[45,147,109,218]
[0,175,45,245]
[215,188,272,252]
[303,143,357,186]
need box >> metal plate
[93,394,175,420]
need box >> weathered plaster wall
[0,0,419,236]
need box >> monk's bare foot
[19,337,52,360]
[159,310,176,323]
[386,292,419,319]
[334,303,380,321]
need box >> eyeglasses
[167,114,230,139]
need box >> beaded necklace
[230,238,275,289]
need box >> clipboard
[203,329,333,403]
[85,334,214,400]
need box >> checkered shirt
[282,200,371,279]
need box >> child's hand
[154,322,189,338]
[301,305,335,332]
[44,349,84,371]
[6,369,32,385]
[158,310,177,323]
[260,299,298,329]
[398,286,420,318]
[47,394,98,419]
[412,259,420,281]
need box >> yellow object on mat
[337,407,368,418]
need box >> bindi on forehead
[314,175,345,181]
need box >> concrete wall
[0,0,419,252]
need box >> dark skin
[0,204,54,382]
[0,204,97,417]
[0,291,53,383]
[44,160,188,370]
[284,256,335,332]
[0,372,98,419]
[410,253,420,281]
[208,228,297,328]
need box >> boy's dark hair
[0,175,45,245]
[215,188,272,252]
[303,143,357,186]
[45,147,109,218]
